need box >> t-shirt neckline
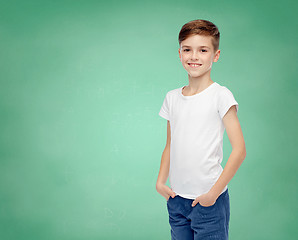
[180,82,217,100]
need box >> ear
[178,48,182,61]
[213,49,220,62]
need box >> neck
[185,76,214,93]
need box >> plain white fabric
[158,82,238,199]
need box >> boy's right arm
[156,120,176,200]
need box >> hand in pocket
[156,183,176,201]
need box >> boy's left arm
[192,105,246,207]
[209,105,246,200]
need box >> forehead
[181,35,213,48]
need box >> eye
[201,49,207,52]
[183,49,190,52]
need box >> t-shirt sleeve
[159,92,170,121]
[217,87,239,119]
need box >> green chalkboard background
[1,0,297,239]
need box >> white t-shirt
[159,82,239,199]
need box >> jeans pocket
[198,204,216,210]
[225,191,230,218]
[198,200,216,209]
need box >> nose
[191,51,199,60]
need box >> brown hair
[178,19,220,52]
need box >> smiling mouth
[188,63,202,68]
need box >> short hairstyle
[178,19,220,52]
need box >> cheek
[181,54,189,61]
[205,55,213,61]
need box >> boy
[156,19,246,240]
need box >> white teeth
[189,64,200,67]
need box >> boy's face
[178,34,220,79]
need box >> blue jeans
[167,188,230,240]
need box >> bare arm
[156,120,176,199]
[156,120,171,185]
[209,105,247,200]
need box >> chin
[188,72,203,77]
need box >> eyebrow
[182,45,210,49]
